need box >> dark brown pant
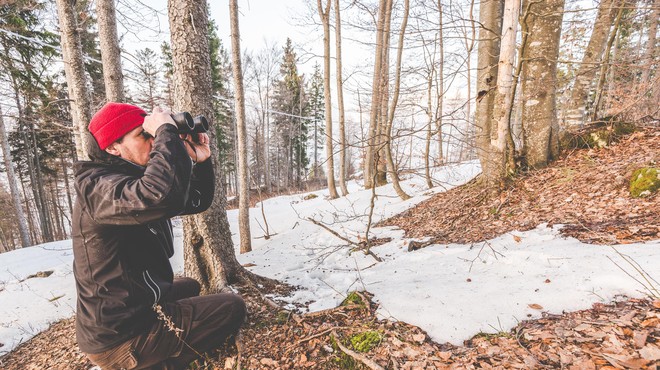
[86,277,246,370]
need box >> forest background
[0,0,656,270]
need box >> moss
[350,331,382,353]
[303,193,318,200]
[341,292,364,307]
[330,336,361,369]
[629,167,660,198]
[275,310,290,324]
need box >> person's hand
[143,107,176,136]
[181,133,211,163]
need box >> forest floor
[1,126,658,369]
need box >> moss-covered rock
[350,331,382,353]
[560,121,636,150]
[629,167,659,198]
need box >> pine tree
[129,47,164,109]
[272,38,309,189]
[307,63,325,180]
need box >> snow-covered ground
[1,161,658,356]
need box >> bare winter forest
[0,0,658,368]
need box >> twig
[331,330,385,370]
[308,218,360,247]
[284,327,345,354]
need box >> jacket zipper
[142,270,161,305]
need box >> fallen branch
[331,330,385,370]
[307,218,383,262]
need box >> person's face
[105,126,154,166]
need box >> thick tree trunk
[334,0,349,196]
[229,0,252,254]
[487,0,520,185]
[474,0,503,184]
[385,0,411,200]
[96,0,125,102]
[317,0,339,199]
[521,0,564,169]
[55,0,93,159]
[0,105,30,248]
[564,0,618,127]
[168,0,251,293]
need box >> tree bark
[564,0,618,127]
[96,0,125,102]
[521,0,564,169]
[375,0,393,187]
[334,0,349,196]
[229,0,252,254]
[385,0,411,200]
[436,0,444,165]
[592,4,625,121]
[168,0,252,293]
[475,0,504,185]
[55,0,93,159]
[487,0,520,185]
[364,0,388,189]
[0,105,31,248]
[641,0,658,85]
[317,0,339,199]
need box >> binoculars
[170,112,209,139]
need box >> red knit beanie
[88,102,147,150]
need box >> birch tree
[0,106,30,248]
[384,0,411,200]
[474,0,503,184]
[487,0,519,184]
[334,0,349,196]
[317,0,339,199]
[564,0,618,126]
[229,0,252,254]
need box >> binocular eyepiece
[170,112,209,138]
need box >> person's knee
[229,294,247,325]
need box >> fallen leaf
[639,345,660,361]
[528,303,544,310]
[633,331,648,348]
[513,235,522,243]
[653,300,660,309]
[544,279,551,283]
[412,333,425,343]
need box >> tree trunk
[55,0,93,159]
[592,5,625,121]
[317,0,339,199]
[436,0,444,165]
[168,0,252,293]
[564,0,618,127]
[487,0,519,185]
[96,0,125,102]
[364,0,388,189]
[334,0,349,196]
[229,0,252,254]
[0,105,30,248]
[474,0,503,185]
[521,0,564,169]
[385,0,411,200]
[375,0,394,187]
[641,0,658,85]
